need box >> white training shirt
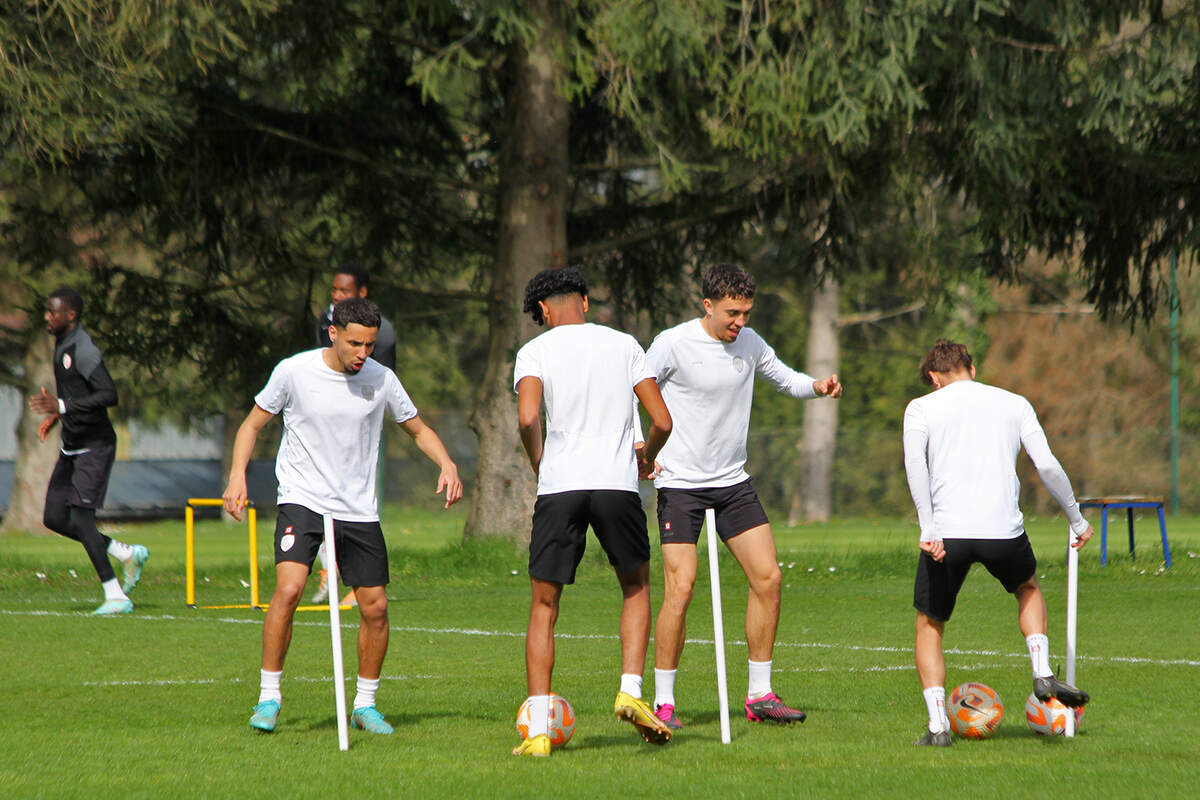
[647,319,817,489]
[255,349,418,521]
[513,322,653,495]
[902,379,1089,541]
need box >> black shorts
[45,443,116,510]
[913,534,1038,622]
[529,490,650,585]
[273,504,389,588]
[656,479,769,545]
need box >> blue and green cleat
[92,598,133,615]
[351,706,394,735]
[250,700,280,732]
[121,545,150,594]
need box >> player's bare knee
[751,566,782,598]
[271,578,306,609]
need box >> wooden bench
[1077,496,1172,568]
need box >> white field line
[5,608,1199,668]
[82,674,439,688]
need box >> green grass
[1,508,1198,799]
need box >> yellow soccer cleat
[512,733,552,757]
[614,691,671,744]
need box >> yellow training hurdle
[185,498,262,610]
[184,498,350,612]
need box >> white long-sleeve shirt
[646,319,817,489]
[902,379,1089,541]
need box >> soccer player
[645,263,842,730]
[28,287,149,615]
[903,339,1093,747]
[222,297,462,735]
[512,268,674,757]
[311,261,396,605]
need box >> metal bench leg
[1127,507,1135,560]
[1157,504,1172,568]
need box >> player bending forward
[512,268,674,757]
[903,339,1092,747]
[223,297,462,735]
[646,264,841,730]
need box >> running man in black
[28,287,149,615]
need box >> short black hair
[522,267,588,326]
[48,287,84,318]
[331,297,381,329]
[701,263,755,301]
[918,339,972,386]
[334,261,370,291]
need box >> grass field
[2,507,1198,799]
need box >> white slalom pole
[706,508,731,745]
[323,513,350,751]
[1065,527,1079,738]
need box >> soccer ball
[516,694,576,748]
[948,682,1004,739]
[1024,693,1084,735]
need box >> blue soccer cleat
[121,545,150,594]
[351,706,394,735]
[92,598,133,615]
[250,700,280,732]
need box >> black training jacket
[53,326,117,450]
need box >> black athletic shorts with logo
[273,503,389,587]
[913,533,1038,623]
[45,442,116,510]
[528,490,650,585]
[656,479,770,545]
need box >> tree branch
[837,301,925,328]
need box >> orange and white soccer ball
[516,694,576,748]
[948,682,1004,739]
[1024,693,1084,735]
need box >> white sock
[353,675,380,710]
[101,579,127,601]
[653,668,677,708]
[922,686,948,733]
[107,539,133,562]
[259,669,282,704]
[526,695,551,738]
[747,659,773,700]
[619,673,643,698]
[1026,633,1052,678]
[316,542,328,570]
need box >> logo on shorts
[62,353,72,370]
[280,534,295,552]
[664,522,671,531]
[360,386,374,401]
[285,526,293,534]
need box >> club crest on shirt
[62,353,72,370]
[360,386,374,401]
[280,533,295,552]
[731,356,746,373]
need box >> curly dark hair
[918,339,972,386]
[701,263,755,301]
[331,297,381,329]
[48,287,84,318]
[334,261,370,291]
[522,267,588,326]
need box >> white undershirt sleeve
[1021,426,1089,535]
[902,403,937,541]
[754,337,818,399]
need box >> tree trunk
[789,275,839,525]
[1,331,58,535]
[463,2,568,543]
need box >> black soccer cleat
[914,729,953,747]
[1033,675,1090,708]
[745,692,807,724]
